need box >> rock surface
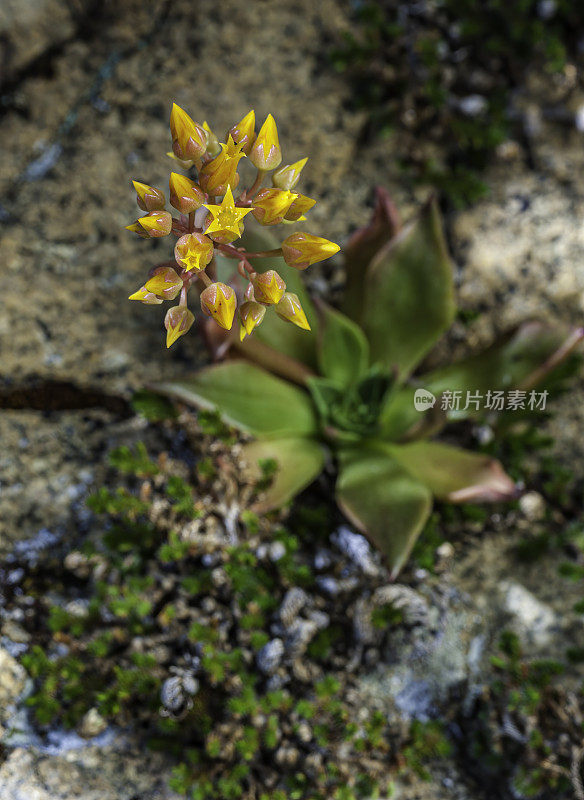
[0,647,26,736]
[499,580,558,650]
[0,0,88,83]
[0,742,180,800]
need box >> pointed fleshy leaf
[343,187,401,322]
[238,227,318,369]
[361,198,455,379]
[317,302,370,388]
[243,437,326,512]
[380,321,580,440]
[156,361,318,437]
[384,441,517,502]
[306,376,342,424]
[420,322,582,410]
[336,449,432,578]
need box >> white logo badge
[414,389,437,412]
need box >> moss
[307,625,343,660]
[165,475,201,519]
[411,511,445,572]
[401,720,453,780]
[131,389,178,422]
[371,604,404,630]
[466,631,573,795]
[197,409,236,442]
[108,443,159,477]
[16,443,464,799]
[329,0,579,207]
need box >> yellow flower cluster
[127,104,340,348]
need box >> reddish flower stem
[217,244,282,260]
[239,168,265,203]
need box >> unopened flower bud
[281,232,340,270]
[251,270,286,305]
[165,305,195,348]
[249,114,281,171]
[203,121,222,157]
[174,233,214,272]
[275,292,311,330]
[128,286,163,305]
[125,221,150,238]
[284,193,316,222]
[199,136,245,195]
[228,110,256,155]
[144,266,183,300]
[272,157,308,190]
[200,282,236,330]
[170,103,208,161]
[239,300,266,340]
[166,151,194,170]
[137,211,173,238]
[132,180,165,211]
[169,173,205,214]
[252,188,297,226]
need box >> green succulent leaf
[238,227,318,370]
[343,187,402,322]
[308,369,395,439]
[336,449,432,578]
[317,301,370,387]
[380,321,578,440]
[306,377,343,425]
[243,437,326,512]
[156,361,318,438]
[384,441,517,502]
[361,198,455,379]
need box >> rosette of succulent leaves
[157,187,582,578]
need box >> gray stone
[518,491,546,521]
[0,742,181,800]
[0,647,26,729]
[332,526,379,576]
[499,581,557,649]
[279,588,308,627]
[0,1,81,82]
[78,709,108,739]
[268,542,286,562]
[256,638,284,675]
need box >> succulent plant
[157,189,582,576]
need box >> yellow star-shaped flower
[181,249,201,271]
[203,186,252,239]
[174,233,214,273]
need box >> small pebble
[269,542,286,562]
[436,542,454,560]
[313,549,332,570]
[79,708,108,738]
[458,94,487,116]
[279,588,308,627]
[518,491,546,521]
[257,638,284,675]
[296,722,312,743]
[332,527,377,576]
[275,746,299,767]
